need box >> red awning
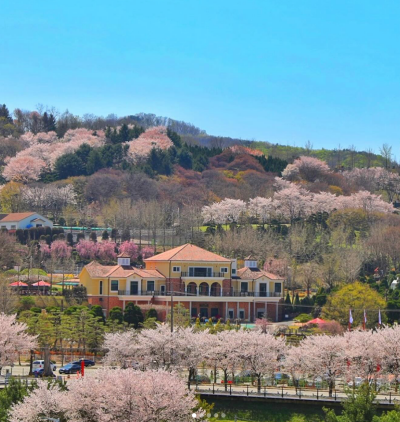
[32,280,51,287]
[9,281,28,287]
[307,318,327,325]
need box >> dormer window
[118,257,130,266]
[245,260,258,269]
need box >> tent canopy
[9,281,28,287]
[32,280,51,287]
[307,318,327,325]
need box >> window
[191,307,197,318]
[11,225,16,229]
[172,266,181,273]
[111,280,119,291]
[118,258,130,266]
[274,283,282,294]
[189,267,212,277]
[221,267,228,273]
[147,280,155,292]
[239,309,245,319]
[232,269,236,275]
[259,283,267,297]
[1,226,6,229]
[228,309,234,319]
[241,282,248,293]
[99,280,103,295]
[257,310,265,319]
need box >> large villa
[79,244,285,322]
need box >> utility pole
[170,290,174,333]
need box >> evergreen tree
[294,293,301,312]
[178,150,193,169]
[102,230,109,241]
[109,306,123,323]
[0,104,12,123]
[55,153,85,179]
[90,304,105,324]
[123,303,144,328]
[118,123,130,143]
[86,149,105,175]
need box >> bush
[19,296,35,310]
[30,307,42,314]
[20,268,47,276]
[4,269,17,275]
[145,308,158,320]
[295,313,312,323]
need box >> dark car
[72,359,95,367]
[33,368,56,378]
[33,368,44,378]
[59,363,82,374]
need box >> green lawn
[210,398,326,422]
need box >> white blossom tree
[0,313,37,372]
[9,369,207,422]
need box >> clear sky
[2,1,400,152]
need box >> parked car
[33,368,56,378]
[72,359,95,367]
[32,360,56,372]
[194,374,210,383]
[347,377,364,387]
[33,368,44,378]
[59,363,81,374]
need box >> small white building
[0,213,53,230]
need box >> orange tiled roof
[0,212,36,222]
[84,261,165,279]
[144,244,231,262]
[237,267,283,280]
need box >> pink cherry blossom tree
[141,246,155,259]
[103,330,138,368]
[126,126,173,163]
[205,330,243,390]
[2,156,46,182]
[248,197,274,226]
[75,239,99,260]
[286,334,347,397]
[119,240,139,260]
[283,156,331,182]
[9,369,206,422]
[0,313,37,372]
[236,330,285,392]
[97,241,117,262]
[176,328,210,385]
[134,324,179,370]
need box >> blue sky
[2,1,400,152]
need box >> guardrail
[191,382,400,406]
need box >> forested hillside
[2,102,400,319]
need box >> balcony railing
[117,290,283,298]
[181,272,226,278]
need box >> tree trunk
[224,369,228,391]
[43,345,53,377]
[257,375,261,393]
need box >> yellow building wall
[145,260,231,277]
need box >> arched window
[99,280,103,295]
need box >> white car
[347,377,364,387]
[32,360,57,372]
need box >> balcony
[117,290,283,298]
[181,272,225,278]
